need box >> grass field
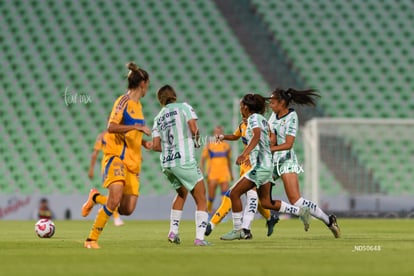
[0,218,413,276]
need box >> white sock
[232,211,243,231]
[294,197,330,224]
[195,211,208,240]
[241,189,258,229]
[170,209,182,234]
[279,200,301,216]
[210,221,216,230]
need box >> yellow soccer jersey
[234,121,251,176]
[93,131,107,152]
[93,131,108,169]
[233,121,248,147]
[104,94,145,174]
[202,141,231,181]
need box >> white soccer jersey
[245,113,273,168]
[268,108,299,164]
[152,102,198,168]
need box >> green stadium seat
[251,0,414,195]
[0,0,270,196]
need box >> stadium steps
[251,0,414,118]
[213,0,325,124]
[250,0,414,195]
[0,0,269,195]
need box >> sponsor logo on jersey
[162,152,182,163]
[157,110,178,124]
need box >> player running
[152,85,210,246]
[86,129,124,226]
[82,62,152,249]
[200,126,232,215]
[205,116,279,238]
[267,88,340,238]
[220,94,311,240]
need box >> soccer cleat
[205,223,212,236]
[168,232,181,244]
[327,215,341,238]
[266,212,280,237]
[84,240,100,249]
[81,188,99,217]
[242,228,253,240]
[298,206,311,231]
[194,239,211,246]
[220,229,244,240]
[114,217,124,226]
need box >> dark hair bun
[126,62,139,72]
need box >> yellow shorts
[239,163,252,177]
[101,156,140,196]
[207,170,231,183]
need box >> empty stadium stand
[250,0,414,195]
[251,0,414,118]
[0,0,269,195]
[1,0,412,198]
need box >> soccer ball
[35,219,55,238]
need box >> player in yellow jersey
[205,116,279,238]
[200,126,232,215]
[82,62,152,249]
[86,129,124,226]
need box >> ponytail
[270,88,320,106]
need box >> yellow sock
[258,200,271,220]
[210,195,232,225]
[93,194,119,218]
[113,210,120,219]
[87,205,112,241]
[94,194,107,205]
[207,198,214,214]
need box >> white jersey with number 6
[152,102,198,168]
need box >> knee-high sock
[87,205,113,241]
[93,194,120,218]
[93,194,107,205]
[170,209,182,234]
[294,197,330,224]
[112,210,120,219]
[210,190,231,229]
[207,197,214,214]
[232,211,243,231]
[278,201,301,216]
[241,189,258,230]
[195,211,208,240]
[257,199,271,220]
